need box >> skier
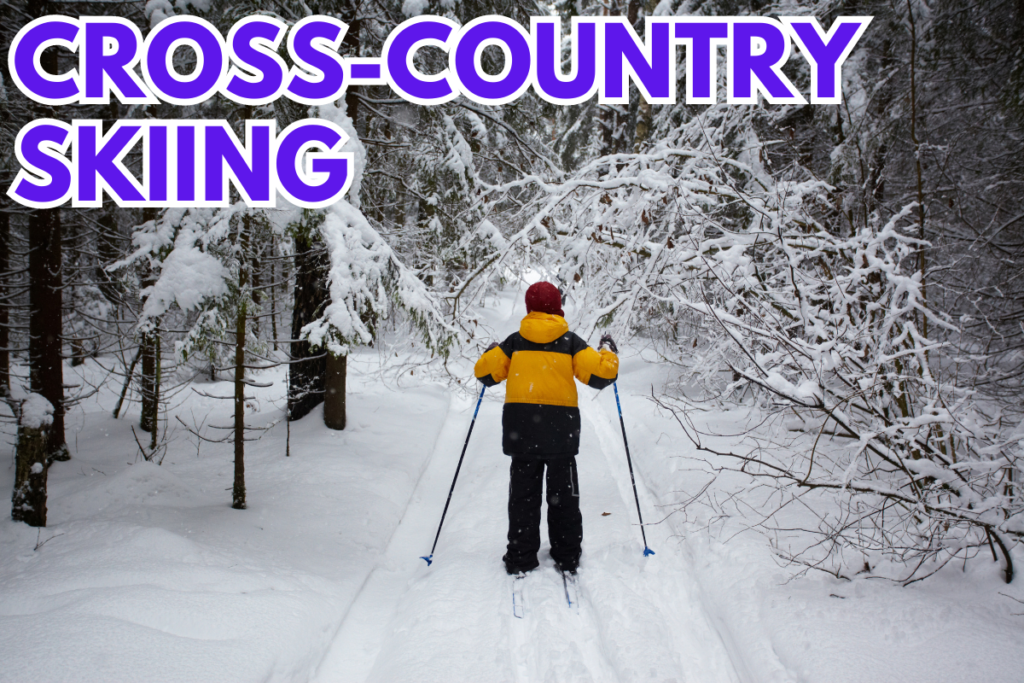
[475,282,619,576]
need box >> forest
[1,0,1022,680]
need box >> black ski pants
[504,456,582,573]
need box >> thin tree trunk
[150,335,160,451]
[324,352,347,430]
[627,0,641,24]
[251,261,261,339]
[288,227,327,421]
[96,206,121,305]
[634,95,651,152]
[906,0,928,342]
[270,258,278,352]
[0,204,9,397]
[599,2,620,156]
[233,304,247,508]
[139,208,160,433]
[629,0,655,153]
[96,101,121,306]
[341,1,360,126]
[139,322,157,433]
[112,348,142,419]
[70,339,85,367]
[233,218,250,510]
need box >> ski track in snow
[313,389,742,683]
[309,391,456,682]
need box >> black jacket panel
[502,402,581,458]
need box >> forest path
[310,385,742,683]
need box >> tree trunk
[288,229,327,421]
[0,204,9,397]
[599,2,620,157]
[28,207,67,461]
[96,205,121,305]
[631,0,658,153]
[96,101,121,306]
[27,38,67,462]
[112,348,141,419]
[232,301,247,509]
[150,336,160,452]
[233,219,251,510]
[270,259,278,352]
[341,1,360,126]
[634,95,651,152]
[251,258,261,339]
[905,0,929,343]
[71,338,85,366]
[324,352,347,430]
[12,401,51,527]
[139,208,160,434]
[139,315,158,433]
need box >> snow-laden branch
[301,201,456,357]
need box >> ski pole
[421,384,486,566]
[613,382,655,557]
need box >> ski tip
[643,547,656,557]
[420,555,433,566]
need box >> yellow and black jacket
[474,312,619,458]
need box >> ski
[511,573,526,618]
[560,570,580,612]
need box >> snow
[465,110,489,141]
[318,103,367,209]
[144,0,174,26]
[476,218,507,250]
[303,200,452,357]
[1,360,452,682]
[18,393,53,430]
[1,286,1022,682]
[140,231,229,320]
[402,0,430,17]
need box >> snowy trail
[5,351,1022,682]
[312,387,742,683]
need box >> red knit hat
[525,282,564,317]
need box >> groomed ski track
[311,385,746,683]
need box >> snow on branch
[670,202,1022,584]
[464,100,1022,583]
[301,201,456,357]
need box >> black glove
[485,342,499,352]
[599,334,618,353]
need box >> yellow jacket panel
[474,312,618,456]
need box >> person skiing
[474,282,619,575]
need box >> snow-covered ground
[2,290,1023,682]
